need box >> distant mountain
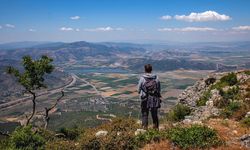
[0,41,54,50]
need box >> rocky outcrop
[178,71,250,124]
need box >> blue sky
[0,0,250,43]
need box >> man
[138,64,161,129]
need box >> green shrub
[135,129,165,147]
[244,70,250,75]
[196,91,211,106]
[240,117,250,127]
[167,125,223,149]
[10,125,45,150]
[166,104,191,122]
[58,127,82,140]
[220,86,240,100]
[220,72,238,86]
[0,138,11,150]
[79,118,140,150]
[221,101,241,118]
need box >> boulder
[95,130,108,137]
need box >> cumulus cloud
[158,27,217,32]
[75,28,80,32]
[175,11,231,22]
[29,29,36,32]
[60,27,74,31]
[85,26,123,32]
[232,26,250,31]
[70,16,80,20]
[160,15,172,20]
[5,24,15,28]
[0,25,2,29]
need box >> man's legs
[151,107,159,129]
[141,101,149,129]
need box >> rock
[239,134,250,148]
[95,130,108,137]
[183,119,192,124]
[117,132,121,136]
[245,112,250,118]
[206,100,213,107]
[192,121,203,125]
[205,77,216,85]
[134,129,146,136]
[232,130,238,135]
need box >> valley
[0,41,250,131]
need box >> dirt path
[71,73,105,100]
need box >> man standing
[138,64,161,129]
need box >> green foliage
[196,91,211,106]
[167,125,223,149]
[220,72,238,86]
[58,127,82,140]
[240,117,250,127]
[10,125,45,150]
[0,138,11,150]
[220,86,240,101]
[79,118,140,150]
[135,129,165,147]
[221,101,241,118]
[166,104,191,122]
[197,73,239,107]
[244,70,250,75]
[7,55,54,91]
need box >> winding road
[0,74,77,111]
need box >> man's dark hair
[144,64,152,73]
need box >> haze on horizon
[0,0,250,43]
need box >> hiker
[138,64,161,129]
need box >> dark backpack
[142,77,158,96]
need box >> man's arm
[138,77,143,94]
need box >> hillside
[1,70,249,149]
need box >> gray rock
[239,134,250,148]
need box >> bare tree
[43,91,64,129]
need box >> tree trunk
[26,91,36,126]
[43,91,64,129]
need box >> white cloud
[29,29,36,32]
[60,27,74,31]
[70,16,80,20]
[5,24,15,28]
[85,26,123,32]
[158,27,217,32]
[175,11,231,22]
[0,25,2,29]
[160,15,172,20]
[232,26,250,31]
[75,28,80,32]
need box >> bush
[220,72,238,86]
[244,70,250,75]
[135,129,166,147]
[221,101,241,118]
[79,118,140,150]
[0,138,11,150]
[166,104,191,122]
[58,127,82,140]
[10,125,45,150]
[241,117,250,127]
[167,125,223,149]
[220,86,240,100]
[196,91,211,106]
